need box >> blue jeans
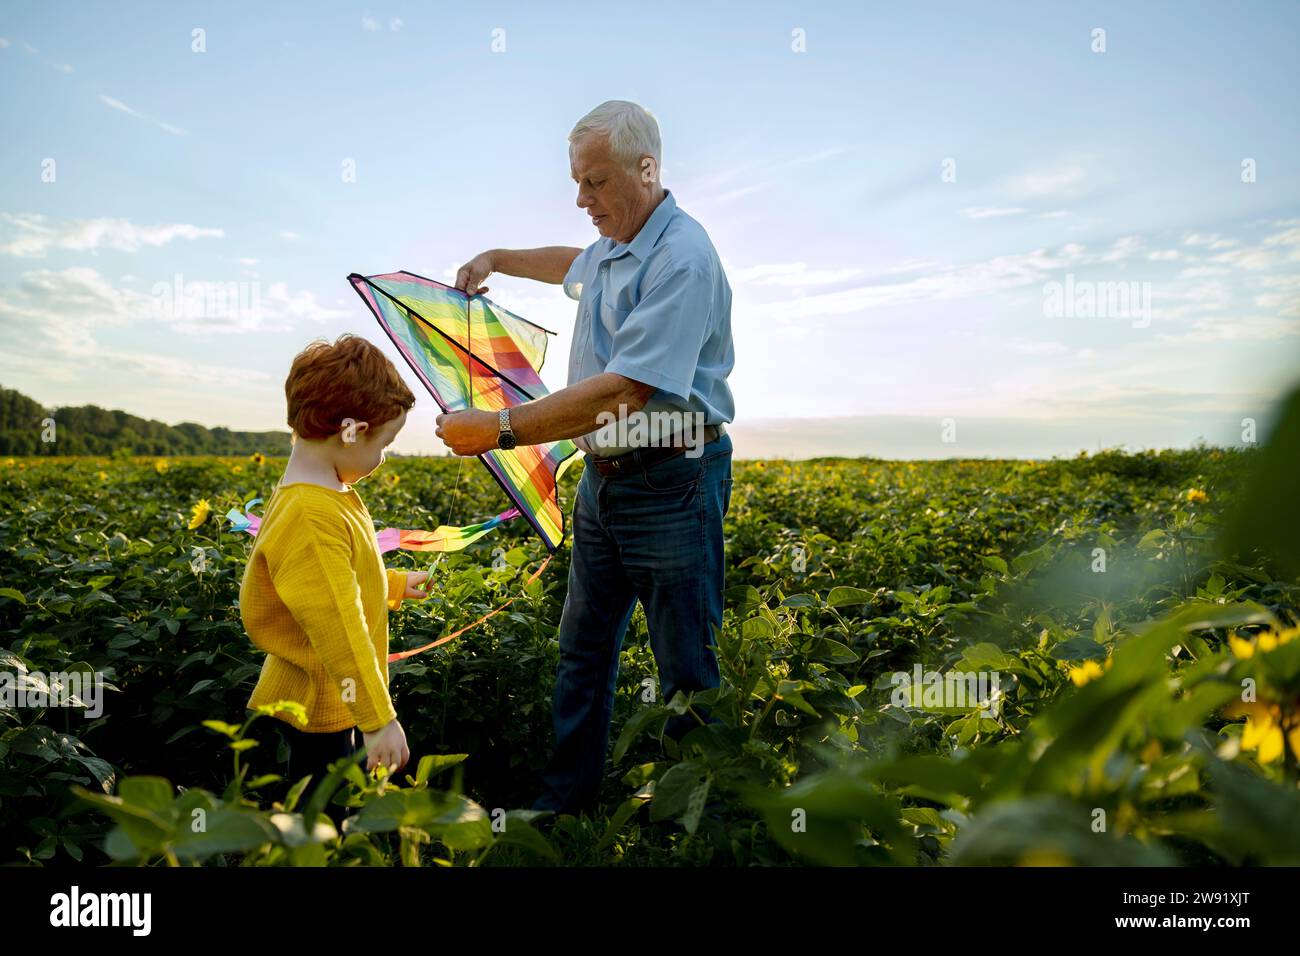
[532,431,733,815]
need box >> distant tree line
[0,385,291,456]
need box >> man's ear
[641,157,656,184]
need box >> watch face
[499,433,517,450]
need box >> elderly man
[437,99,735,816]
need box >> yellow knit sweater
[239,481,408,734]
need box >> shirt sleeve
[604,262,713,402]
[562,245,591,301]
[266,506,397,734]
[386,568,407,610]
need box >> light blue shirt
[563,188,735,456]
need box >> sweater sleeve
[265,505,397,734]
[386,568,407,611]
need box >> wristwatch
[497,408,517,450]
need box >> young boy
[239,333,429,821]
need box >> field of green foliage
[2,399,1299,866]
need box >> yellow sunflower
[1229,626,1300,659]
[188,498,212,530]
[1225,701,1300,764]
[1068,658,1111,687]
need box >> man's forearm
[509,373,653,445]
[490,247,583,285]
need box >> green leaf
[827,586,873,608]
[612,706,670,764]
[491,812,559,862]
[950,797,1175,865]
[1136,529,1168,551]
[1223,385,1300,578]
[1050,637,1109,662]
[596,796,651,852]
[980,555,1009,575]
[739,769,915,866]
[411,753,468,785]
[649,762,711,835]
[118,776,174,813]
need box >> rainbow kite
[348,269,580,553]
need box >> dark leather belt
[587,423,725,478]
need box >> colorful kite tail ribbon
[387,553,555,663]
[226,501,521,554]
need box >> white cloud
[280,231,301,241]
[690,183,772,207]
[748,245,1087,321]
[0,213,223,258]
[963,207,1026,219]
[0,267,348,341]
[97,94,188,136]
[880,258,940,275]
[1209,247,1287,272]
[1253,272,1300,317]
[260,282,350,323]
[676,146,848,206]
[730,262,865,287]
[1098,235,1144,262]
[1010,340,1070,355]
[1003,163,1089,200]
[362,15,403,32]
[1156,314,1300,345]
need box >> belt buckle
[590,450,625,476]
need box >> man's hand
[361,717,410,776]
[455,251,495,296]
[436,409,499,456]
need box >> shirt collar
[601,189,676,263]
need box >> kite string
[388,552,553,662]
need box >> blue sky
[1,1,1297,458]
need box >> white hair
[569,100,661,174]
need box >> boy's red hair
[285,334,416,440]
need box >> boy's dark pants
[264,721,365,830]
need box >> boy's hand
[403,571,433,599]
[362,718,409,776]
